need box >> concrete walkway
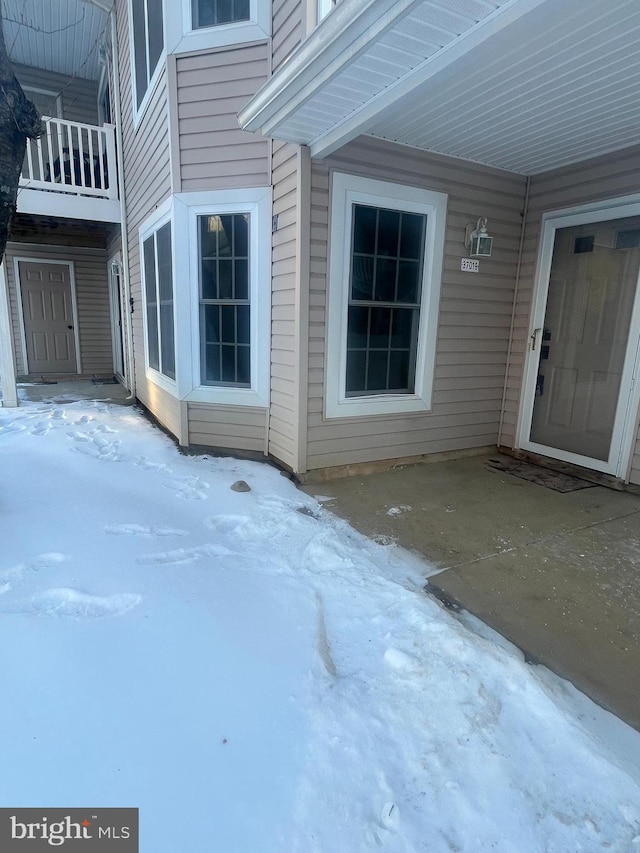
[301,454,640,730]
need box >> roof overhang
[239,0,640,174]
[2,0,112,82]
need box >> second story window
[131,0,164,110]
[192,0,250,29]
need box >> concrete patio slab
[301,454,640,730]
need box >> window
[326,173,447,419]
[347,205,426,396]
[318,0,338,22]
[172,188,271,406]
[142,220,175,383]
[192,0,250,28]
[131,0,164,111]
[198,213,251,386]
[164,0,269,53]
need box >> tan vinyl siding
[115,0,177,435]
[175,44,269,191]
[4,243,112,376]
[306,136,527,472]
[272,0,304,71]
[187,404,267,452]
[14,63,99,125]
[501,144,640,485]
[269,141,303,469]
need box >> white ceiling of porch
[2,0,111,82]
[242,0,640,175]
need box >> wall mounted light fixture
[465,216,493,258]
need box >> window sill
[325,393,431,420]
[146,368,177,397]
[183,385,268,407]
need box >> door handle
[530,327,542,350]
[67,325,73,329]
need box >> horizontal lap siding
[116,0,179,438]
[4,243,111,376]
[270,141,300,468]
[14,63,99,125]
[176,45,269,191]
[502,144,640,485]
[273,0,304,71]
[187,404,267,452]
[307,137,527,471]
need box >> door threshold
[498,447,640,494]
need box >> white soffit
[240,0,640,174]
[2,0,110,82]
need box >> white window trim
[165,0,270,55]
[173,188,271,407]
[128,0,166,127]
[325,172,447,419]
[139,198,177,395]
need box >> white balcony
[17,117,120,223]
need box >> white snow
[1,399,640,852]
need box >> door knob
[67,325,73,329]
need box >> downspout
[109,7,136,401]
[498,174,531,449]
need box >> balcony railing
[19,117,118,201]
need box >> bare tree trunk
[0,2,43,262]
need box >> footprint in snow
[0,552,67,583]
[134,457,173,473]
[0,588,142,618]
[163,476,209,500]
[204,515,250,534]
[136,544,233,565]
[104,523,189,538]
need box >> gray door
[20,261,77,374]
[529,217,640,462]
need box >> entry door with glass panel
[521,214,640,474]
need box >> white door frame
[517,194,640,479]
[14,257,82,376]
[107,251,127,385]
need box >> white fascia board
[238,0,420,134]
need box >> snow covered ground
[1,398,640,852]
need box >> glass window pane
[156,223,172,302]
[389,351,410,391]
[218,216,233,257]
[234,214,249,257]
[237,305,250,345]
[369,307,391,349]
[347,306,368,349]
[377,209,400,257]
[397,260,420,304]
[218,260,233,299]
[367,350,388,391]
[160,303,175,379]
[234,259,249,300]
[200,216,219,258]
[400,213,425,260]
[143,236,159,371]
[351,256,374,301]
[147,0,164,77]
[201,259,218,300]
[391,308,415,348]
[221,306,236,343]
[203,305,220,343]
[353,205,377,255]
[221,344,236,382]
[237,345,250,385]
[131,0,147,108]
[375,259,397,302]
[204,343,221,382]
[346,350,366,394]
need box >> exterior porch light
[465,216,493,258]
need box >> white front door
[19,261,79,375]
[519,206,640,477]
